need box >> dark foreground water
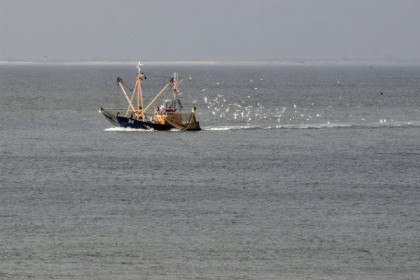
[1,63,419,279]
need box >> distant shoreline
[1,59,420,66]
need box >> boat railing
[101,106,196,119]
[101,107,151,119]
[154,107,195,116]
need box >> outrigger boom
[100,62,200,131]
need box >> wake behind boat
[100,62,200,131]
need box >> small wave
[105,121,419,132]
[203,121,420,131]
[104,127,154,132]
[203,124,349,131]
[203,125,270,131]
[276,123,355,129]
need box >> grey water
[1,63,419,279]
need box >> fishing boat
[100,62,200,131]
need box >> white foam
[203,125,258,131]
[203,121,420,132]
[104,127,154,132]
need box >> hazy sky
[1,0,419,61]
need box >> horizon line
[1,58,420,66]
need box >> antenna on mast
[172,72,179,99]
[137,61,143,74]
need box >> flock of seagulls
[200,90,326,125]
[192,78,391,128]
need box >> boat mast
[136,62,145,121]
[172,72,179,100]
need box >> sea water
[0,63,419,279]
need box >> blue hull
[100,108,200,131]
[116,116,173,131]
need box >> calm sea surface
[1,63,419,279]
